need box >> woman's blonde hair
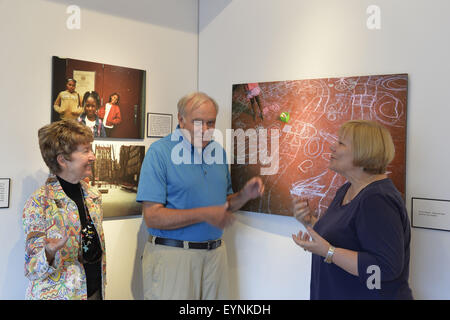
[339,120,395,174]
[38,120,94,174]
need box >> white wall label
[0,178,11,208]
[412,197,450,232]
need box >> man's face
[179,100,217,148]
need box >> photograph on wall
[231,74,408,216]
[51,56,146,139]
[89,142,145,219]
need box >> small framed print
[0,178,11,208]
[147,112,173,138]
[411,197,450,232]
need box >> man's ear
[178,113,185,128]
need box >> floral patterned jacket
[22,175,106,300]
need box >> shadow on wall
[199,0,232,31]
[45,0,199,33]
[2,240,27,299]
[222,222,240,299]
[131,219,148,300]
[1,170,49,299]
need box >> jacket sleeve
[22,194,61,281]
[53,93,63,113]
[112,106,122,125]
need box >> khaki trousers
[142,238,229,300]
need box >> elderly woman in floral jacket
[23,120,106,300]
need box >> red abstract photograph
[231,74,408,216]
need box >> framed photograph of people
[147,112,173,138]
[0,178,11,209]
[51,56,146,139]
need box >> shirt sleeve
[356,193,406,284]
[22,193,61,281]
[225,165,233,196]
[53,92,62,111]
[136,144,167,204]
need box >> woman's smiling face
[329,133,355,175]
[61,143,96,182]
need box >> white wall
[199,0,450,299]
[0,0,198,299]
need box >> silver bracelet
[324,245,335,264]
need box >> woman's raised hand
[292,198,318,227]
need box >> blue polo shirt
[136,127,233,241]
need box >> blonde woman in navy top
[292,120,413,299]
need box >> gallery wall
[0,0,198,299]
[198,0,450,299]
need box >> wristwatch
[324,245,335,264]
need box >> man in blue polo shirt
[137,92,264,300]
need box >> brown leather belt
[148,235,222,250]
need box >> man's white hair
[177,92,219,117]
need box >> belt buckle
[207,239,220,250]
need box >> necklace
[78,184,102,264]
[79,185,93,253]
